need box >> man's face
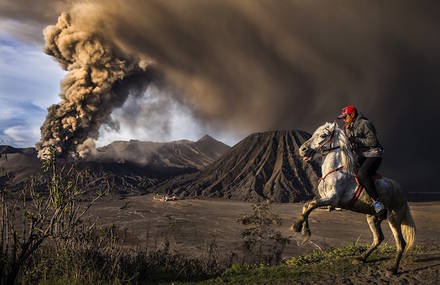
[344,113,355,124]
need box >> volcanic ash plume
[36,12,151,159]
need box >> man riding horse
[294,116,415,275]
[337,105,385,216]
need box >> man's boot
[374,200,387,219]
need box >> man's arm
[356,120,379,147]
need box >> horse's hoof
[301,235,310,245]
[386,267,398,276]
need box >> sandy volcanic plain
[84,195,440,283]
[87,194,440,256]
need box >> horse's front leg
[291,198,333,240]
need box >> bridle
[317,128,340,155]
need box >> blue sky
[0,32,65,147]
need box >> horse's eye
[320,134,327,138]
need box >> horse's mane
[334,125,356,175]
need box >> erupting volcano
[36,12,154,159]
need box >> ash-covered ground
[87,194,440,256]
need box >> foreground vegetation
[6,202,435,285]
[18,241,437,284]
[199,243,392,284]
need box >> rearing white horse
[292,122,416,275]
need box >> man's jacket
[345,114,383,158]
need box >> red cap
[337,105,357,119]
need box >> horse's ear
[331,121,338,130]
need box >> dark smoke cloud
[0,0,67,42]
[35,12,154,158]
[1,0,439,192]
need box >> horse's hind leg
[388,212,406,275]
[356,214,384,262]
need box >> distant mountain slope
[0,146,41,182]
[92,135,230,169]
[0,135,230,195]
[155,130,321,202]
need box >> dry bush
[237,201,290,265]
[20,224,229,284]
[0,148,107,284]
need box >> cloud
[0,0,65,43]
[3,125,40,146]
[0,0,439,191]
[95,85,207,145]
[0,99,46,147]
[0,19,46,43]
[0,34,65,109]
[96,84,239,146]
[0,33,65,147]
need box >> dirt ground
[86,195,440,283]
[87,195,440,255]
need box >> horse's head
[299,122,338,162]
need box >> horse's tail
[401,201,416,253]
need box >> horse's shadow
[396,253,440,274]
[363,256,393,263]
[399,263,440,274]
[413,255,440,263]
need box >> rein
[321,146,340,154]
[318,129,340,154]
[317,129,343,186]
[318,166,343,186]
[349,183,364,209]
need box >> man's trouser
[357,157,382,201]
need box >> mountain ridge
[93,135,230,169]
[0,135,230,193]
[1,131,321,202]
